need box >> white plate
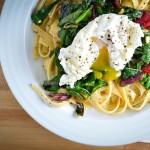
[1,0,150,146]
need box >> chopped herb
[76,102,84,117]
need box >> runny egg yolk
[91,46,119,81]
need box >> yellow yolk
[91,46,118,81]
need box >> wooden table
[1,1,150,150]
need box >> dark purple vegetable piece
[49,93,71,101]
[121,72,144,87]
[76,102,84,117]
[92,5,96,19]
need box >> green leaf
[140,74,150,90]
[76,102,84,117]
[50,75,62,82]
[76,72,96,87]
[75,8,92,24]
[50,47,60,57]
[144,32,150,36]
[43,75,62,92]
[123,7,143,21]
[51,47,64,72]
[59,9,83,27]
[60,1,82,20]
[92,79,108,93]
[67,86,91,99]
[121,67,140,79]
[67,72,108,98]
[58,28,78,47]
[96,6,103,15]
[140,44,150,64]
[73,86,91,98]
[68,89,85,100]
[45,85,60,92]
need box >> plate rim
[1,0,150,146]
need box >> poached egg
[58,13,144,88]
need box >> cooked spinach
[121,42,150,86]
[60,0,82,20]
[144,32,150,36]
[141,44,150,64]
[140,74,150,89]
[58,0,115,47]
[75,8,92,24]
[67,88,85,100]
[123,7,143,21]
[67,86,91,99]
[31,0,60,26]
[92,79,108,92]
[76,102,84,117]
[121,67,141,79]
[50,47,64,72]
[50,47,60,57]
[43,75,61,92]
[59,9,83,27]
[75,72,96,87]
[134,44,150,64]
[54,48,64,72]
[121,60,143,80]
[67,72,108,100]
[58,28,78,47]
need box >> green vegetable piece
[67,85,90,99]
[59,9,83,27]
[76,102,84,117]
[140,44,150,64]
[58,28,77,47]
[134,44,150,65]
[140,74,150,90]
[65,35,72,46]
[103,3,113,14]
[121,67,140,79]
[60,1,82,20]
[68,89,85,100]
[50,47,60,57]
[96,0,106,2]
[45,85,60,92]
[75,8,92,24]
[50,75,61,82]
[43,75,61,92]
[80,72,96,86]
[31,0,60,26]
[96,6,103,15]
[82,0,91,10]
[123,7,143,21]
[54,48,64,72]
[144,32,150,36]
[85,86,93,93]
[58,30,67,46]
[73,86,91,98]
[92,79,108,93]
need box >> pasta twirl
[31,0,150,116]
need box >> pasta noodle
[31,0,150,115]
[122,0,150,10]
[31,84,69,107]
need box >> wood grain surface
[1,0,150,150]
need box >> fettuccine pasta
[122,0,150,10]
[31,0,150,115]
